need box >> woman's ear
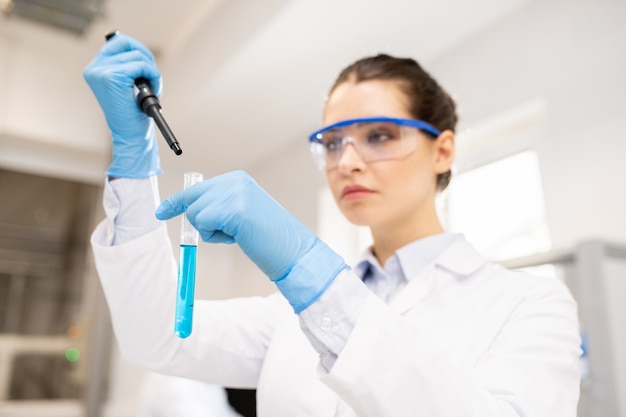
[433,130,455,174]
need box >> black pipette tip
[171,142,183,155]
[104,30,183,156]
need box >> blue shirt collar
[355,233,465,281]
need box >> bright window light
[443,150,551,261]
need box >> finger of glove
[85,37,161,98]
[100,33,157,64]
[86,61,159,139]
[92,49,157,69]
[183,171,256,236]
[203,231,236,245]
[155,186,235,244]
[154,181,236,242]
[85,52,161,98]
[155,191,187,220]
[190,194,236,243]
[156,171,252,220]
[155,172,254,249]
[155,180,211,220]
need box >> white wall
[427,0,626,249]
[0,30,110,183]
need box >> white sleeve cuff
[103,176,164,245]
[298,269,370,370]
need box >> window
[442,149,551,261]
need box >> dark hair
[330,54,456,191]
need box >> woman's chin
[341,210,375,227]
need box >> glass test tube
[175,171,204,338]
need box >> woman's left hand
[155,170,348,313]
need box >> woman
[85,33,581,416]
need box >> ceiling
[0,0,534,179]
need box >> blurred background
[0,0,624,416]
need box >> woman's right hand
[83,32,162,178]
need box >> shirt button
[320,317,333,331]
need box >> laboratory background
[0,0,625,416]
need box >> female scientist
[84,33,581,416]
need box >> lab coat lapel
[389,240,487,315]
[388,266,436,315]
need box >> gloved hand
[155,170,349,313]
[83,32,162,178]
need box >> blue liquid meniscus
[175,244,197,338]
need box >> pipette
[105,31,182,155]
[175,172,204,338]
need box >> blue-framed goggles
[308,117,441,170]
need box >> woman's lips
[341,185,374,200]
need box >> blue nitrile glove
[83,32,162,178]
[155,170,349,313]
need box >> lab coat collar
[432,238,487,277]
[353,233,469,281]
[396,233,465,281]
[389,238,488,315]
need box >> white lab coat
[91,222,581,417]
[138,372,243,417]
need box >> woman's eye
[367,131,393,143]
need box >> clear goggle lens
[308,117,441,170]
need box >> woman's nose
[336,139,366,171]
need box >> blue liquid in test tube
[175,172,203,338]
[176,244,197,338]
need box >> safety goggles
[308,117,441,170]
